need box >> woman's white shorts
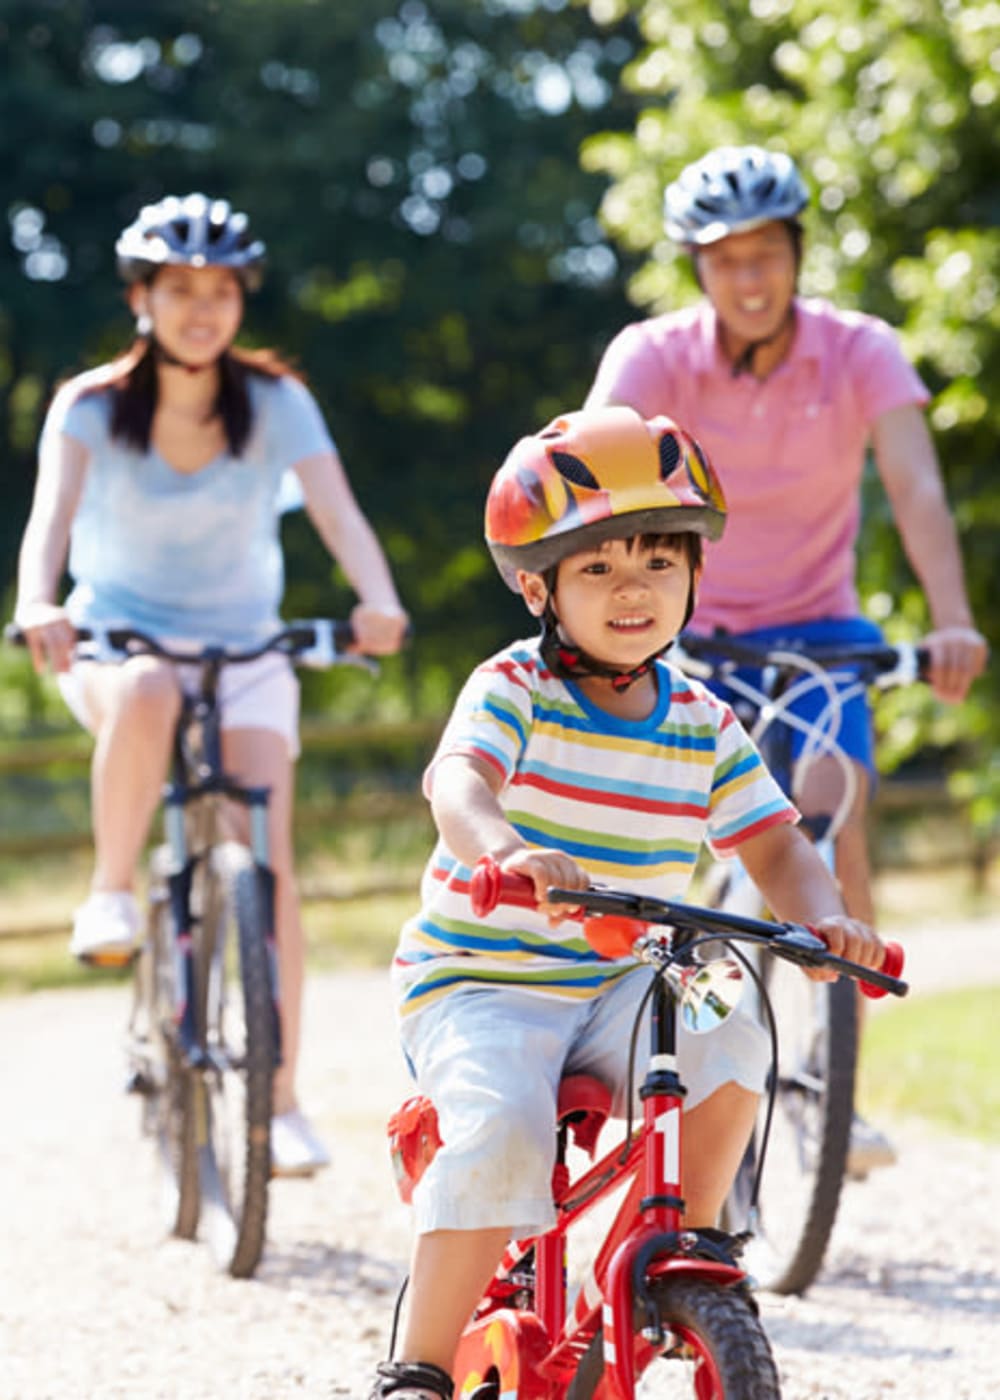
[57,650,301,758]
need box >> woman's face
[131,264,244,367]
[695,221,798,352]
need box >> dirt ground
[1,916,998,1399]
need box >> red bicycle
[387,856,906,1399]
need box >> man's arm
[871,403,987,702]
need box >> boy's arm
[430,753,589,917]
[736,822,885,981]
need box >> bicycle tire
[736,966,857,1296]
[196,841,276,1278]
[567,1279,780,1399]
[134,846,199,1239]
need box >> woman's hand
[804,914,885,984]
[499,847,590,926]
[349,602,410,656]
[14,602,77,675]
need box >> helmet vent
[550,451,599,490]
[658,430,681,479]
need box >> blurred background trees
[0,0,643,716]
[1,0,996,829]
[582,0,999,827]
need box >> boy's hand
[804,915,885,983]
[500,848,590,927]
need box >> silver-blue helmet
[664,146,809,246]
[115,193,266,290]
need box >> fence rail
[0,718,993,940]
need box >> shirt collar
[693,296,823,380]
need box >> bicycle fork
[600,974,747,1400]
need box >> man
[585,144,987,1174]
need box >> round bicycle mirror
[680,958,744,1033]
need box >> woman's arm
[736,821,884,980]
[14,431,90,674]
[871,403,988,702]
[293,448,409,654]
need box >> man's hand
[922,624,988,703]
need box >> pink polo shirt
[587,297,929,633]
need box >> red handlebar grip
[859,940,905,1000]
[469,855,536,917]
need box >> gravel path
[1,918,997,1399]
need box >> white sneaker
[69,891,141,965]
[846,1114,897,1181]
[271,1109,331,1178]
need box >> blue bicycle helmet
[115,193,266,291]
[664,146,809,246]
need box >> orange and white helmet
[485,406,726,591]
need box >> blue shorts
[694,617,883,782]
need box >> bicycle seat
[557,1074,612,1158]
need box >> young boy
[371,406,886,1400]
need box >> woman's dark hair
[102,339,300,456]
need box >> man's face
[695,222,798,349]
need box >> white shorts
[399,969,770,1236]
[57,651,301,759]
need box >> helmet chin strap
[149,337,217,376]
[538,583,696,692]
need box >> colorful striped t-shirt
[392,638,797,1019]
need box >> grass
[857,985,1000,1144]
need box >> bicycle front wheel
[131,846,199,1239]
[196,841,277,1279]
[568,1280,780,1399]
[728,964,858,1296]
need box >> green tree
[1,0,643,713]
[581,0,999,823]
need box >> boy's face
[519,535,698,672]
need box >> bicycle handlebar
[469,856,907,999]
[674,633,930,690]
[4,618,365,669]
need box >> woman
[14,192,409,1175]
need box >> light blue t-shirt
[44,369,335,644]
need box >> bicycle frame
[158,653,279,1074]
[452,960,746,1399]
[389,857,906,1398]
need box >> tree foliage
[1,0,642,711]
[582,0,999,816]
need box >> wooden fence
[0,716,992,939]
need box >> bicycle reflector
[387,1095,443,1205]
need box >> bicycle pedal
[80,948,139,970]
[124,1069,156,1096]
